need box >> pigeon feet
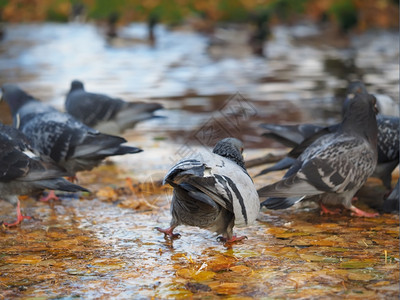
[156,227,181,239]
[217,235,248,244]
[350,206,379,217]
[39,190,60,202]
[319,203,341,215]
[3,201,32,227]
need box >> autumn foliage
[1,0,398,31]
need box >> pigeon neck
[213,145,245,169]
[341,108,378,148]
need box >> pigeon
[258,88,379,217]
[1,84,143,177]
[0,122,88,227]
[156,138,259,243]
[65,80,163,135]
[374,115,399,189]
[382,178,399,214]
[257,83,399,190]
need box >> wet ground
[0,22,399,298]
[0,159,399,299]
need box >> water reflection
[0,22,398,148]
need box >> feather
[1,84,143,176]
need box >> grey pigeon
[258,88,379,217]
[382,179,399,214]
[156,138,259,243]
[1,84,143,177]
[258,83,399,189]
[65,80,163,135]
[0,122,88,227]
[260,123,330,148]
[374,115,399,189]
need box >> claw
[39,190,60,202]
[350,206,379,217]
[3,200,32,227]
[320,203,342,215]
[156,226,181,239]
[217,235,248,244]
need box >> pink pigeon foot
[350,206,379,217]
[156,226,181,239]
[3,200,32,227]
[217,235,248,244]
[320,203,342,215]
[39,190,60,202]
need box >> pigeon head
[346,81,368,98]
[70,80,85,91]
[1,84,36,116]
[342,81,369,114]
[212,138,245,169]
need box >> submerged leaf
[176,268,216,281]
[340,260,375,269]
[348,272,375,281]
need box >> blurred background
[0,0,398,149]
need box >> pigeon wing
[66,90,124,127]
[260,123,326,147]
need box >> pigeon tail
[257,175,321,198]
[255,156,296,177]
[260,123,325,147]
[261,196,304,210]
[34,177,89,193]
[173,182,218,209]
[113,145,143,156]
[74,133,133,158]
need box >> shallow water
[0,22,398,147]
[0,161,399,299]
[0,22,399,298]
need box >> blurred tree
[329,0,358,33]
[0,0,397,32]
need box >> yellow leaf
[299,254,326,262]
[6,255,42,264]
[193,271,216,281]
[211,282,243,295]
[96,186,118,201]
[371,281,391,287]
[175,268,215,281]
[348,272,374,281]
[229,265,253,275]
[340,260,375,269]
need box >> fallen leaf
[348,272,374,281]
[340,260,375,269]
[176,268,215,281]
[229,265,253,275]
[5,255,42,264]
